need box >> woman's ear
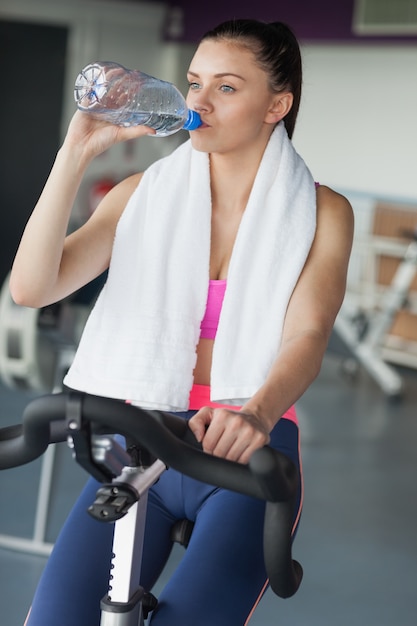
[265,92,294,124]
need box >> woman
[11,19,353,626]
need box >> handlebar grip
[0,423,23,442]
[263,500,303,597]
[0,394,71,469]
[250,445,303,597]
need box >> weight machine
[333,227,417,399]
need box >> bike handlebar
[0,391,302,598]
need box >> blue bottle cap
[183,110,202,130]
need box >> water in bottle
[74,61,201,137]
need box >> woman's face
[186,39,278,155]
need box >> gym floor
[0,345,416,626]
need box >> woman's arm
[189,186,354,462]
[241,186,354,428]
[10,111,152,308]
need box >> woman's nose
[188,91,212,113]
[193,102,206,111]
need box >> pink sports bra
[199,279,227,339]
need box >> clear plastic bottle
[74,61,201,137]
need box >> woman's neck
[209,155,258,215]
[209,133,271,214]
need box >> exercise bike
[0,391,303,625]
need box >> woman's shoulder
[315,184,354,238]
[316,184,353,219]
[315,184,350,206]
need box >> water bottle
[74,61,201,137]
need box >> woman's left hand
[188,407,270,464]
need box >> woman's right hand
[64,110,156,164]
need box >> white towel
[64,122,317,410]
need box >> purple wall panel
[161,0,417,43]
[170,0,354,42]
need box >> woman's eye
[188,82,201,90]
[220,84,235,93]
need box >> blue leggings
[26,417,302,626]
